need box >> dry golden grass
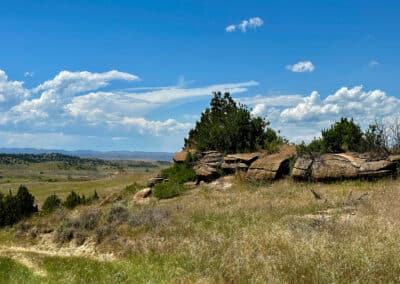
[3,176,400,282]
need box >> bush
[160,163,196,184]
[0,185,38,227]
[63,191,84,209]
[184,92,283,154]
[321,117,363,153]
[62,190,98,209]
[296,118,367,155]
[42,194,61,213]
[296,138,324,156]
[153,182,185,199]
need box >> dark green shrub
[42,194,61,213]
[160,163,196,184]
[153,182,185,199]
[0,186,37,227]
[63,191,83,209]
[296,138,324,156]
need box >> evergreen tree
[184,92,282,153]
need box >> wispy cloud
[0,69,258,149]
[369,60,380,67]
[225,17,264,33]
[286,61,315,73]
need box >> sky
[0,0,400,152]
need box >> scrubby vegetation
[185,92,285,154]
[3,178,400,282]
[154,155,197,199]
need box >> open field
[0,158,166,206]
[1,165,400,282]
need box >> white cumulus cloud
[286,61,315,73]
[281,86,400,122]
[225,17,264,33]
[0,69,30,109]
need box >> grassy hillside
[1,172,400,282]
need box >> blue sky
[1,0,400,151]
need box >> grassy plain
[0,160,161,206]
[1,158,400,283]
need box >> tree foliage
[321,118,363,153]
[184,92,282,154]
[297,117,392,155]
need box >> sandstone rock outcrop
[222,153,259,173]
[292,152,397,180]
[246,145,296,181]
[173,149,197,163]
[194,151,224,181]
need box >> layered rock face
[194,151,224,181]
[246,146,296,181]
[292,152,397,180]
[222,153,259,173]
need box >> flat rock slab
[293,152,397,180]
[221,162,249,170]
[389,155,400,162]
[224,153,259,164]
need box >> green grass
[2,175,400,282]
[0,257,41,284]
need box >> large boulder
[293,152,397,180]
[246,145,296,181]
[311,154,359,180]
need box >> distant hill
[0,148,175,161]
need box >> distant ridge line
[0,148,175,161]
